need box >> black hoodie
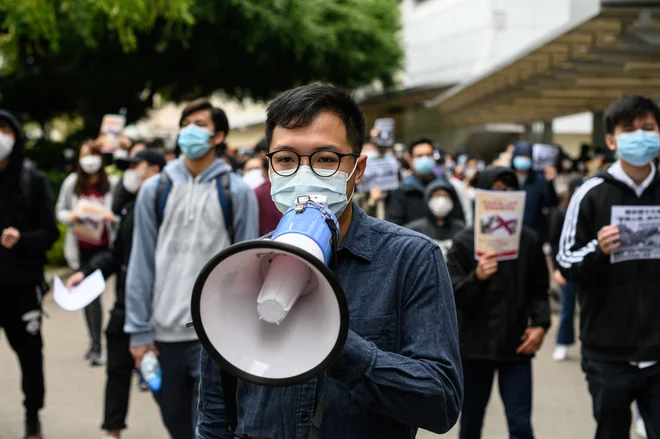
[446,167,551,361]
[558,161,660,362]
[0,110,60,287]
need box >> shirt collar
[337,203,372,262]
[607,161,656,197]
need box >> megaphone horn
[191,195,349,386]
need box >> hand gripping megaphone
[191,195,349,386]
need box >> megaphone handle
[309,389,327,439]
[324,217,339,272]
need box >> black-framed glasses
[266,149,359,177]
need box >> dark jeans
[79,246,106,351]
[0,284,45,424]
[460,359,534,439]
[582,358,660,439]
[102,311,133,431]
[153,340,201,439]
[556,282,577,346]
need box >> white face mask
[122,168,145,194]
[243,169,266,189]
[79,155,103,174]
[0,132,15,161]
[428,196,454,219]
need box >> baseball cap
[117,149,166,171]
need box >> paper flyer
[54,270,106,311]
[374,118,395,147]
[98,114,126,152]
[358,157,400,192]
[72,199,107,245]
[474,190,526,261]
[610,205,660,264]
[532,143,559,171]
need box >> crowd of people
[1,85,659,439]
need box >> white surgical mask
[270,165,357,216]
[79,155,103,174]
[0,132,15,161]
[243,169,265,189]
[428,196,454,218]
[122,168,145,194]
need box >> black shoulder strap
[218,172,234,244]
[154,172,170,227]
[20,161,33,217]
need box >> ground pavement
[0,277,628,439]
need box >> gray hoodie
[124,158,259,347]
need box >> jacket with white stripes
[557,161,660,362]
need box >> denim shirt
[196,204,463,439]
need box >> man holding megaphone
[196,84,463,439]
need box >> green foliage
[46,222,68,268]
[0,0,402,128]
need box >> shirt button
[300,412,310,422]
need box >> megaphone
[191,195,349,386]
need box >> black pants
[582,358,660,439]
[0,284,45,423]
[153,340,201,439]
[102,310,134,431]
[79,246,105,351]
[460,359,534,439]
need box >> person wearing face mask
[56,140,119,366]
[447,166,550,439]
[124,98,258,439]
[0,110,59,439]
[244,156,283,235]
[558,95,660,439]
[66,149,165,439]
[197,84,463,439]
[387,137,472,227]
[510,140,558,236]
[404,180,465,259]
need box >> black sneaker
[25,420,42,439]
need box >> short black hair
[149,137,166,150]
[180,98,230,136]
[265,83,366,154]
[254,138,268,154]
[408,137,435,155]
[604,94,660,135]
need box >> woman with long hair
[56,140,118,366]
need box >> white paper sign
[532,144,559,171]
[611,205,660,264]
[54,270,106,311]
[374,118,395,147]
[358,157,400,192]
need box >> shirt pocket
[350,315,396,352]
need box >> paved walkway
[0,278,630,438]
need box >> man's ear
[211,131,226,146]
[605,134,617,152]
[353,155,368,186]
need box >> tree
[0,0,402,131]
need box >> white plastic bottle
[140,351,162,392]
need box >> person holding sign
[56,140,119,366]
[446,166,550,439]
[558,95,660,439]
[511,141,558,235]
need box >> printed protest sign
[98,114,126,152]
[532,143,559,171]
[72,199,107,245]
[358,157,400,192]
[474,190,526,261]
[374,118,395,147]
[610,205,660,264]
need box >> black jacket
[0,110,59,287]
[404,180,465,257]
[82,201,135,333]
[557,163,660,362]
[549,207,567,271]
[446,166,551,361]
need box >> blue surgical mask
[413,156,436,175]
[364,150,379,160]
[513,156,532,172]
[616,129,660,167]
[178,125,213,159]
[270,165,357,216]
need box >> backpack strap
[155,172,172,228]
[220,368,239,435]
[216,173,234,244]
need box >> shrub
[46,223,68,268]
